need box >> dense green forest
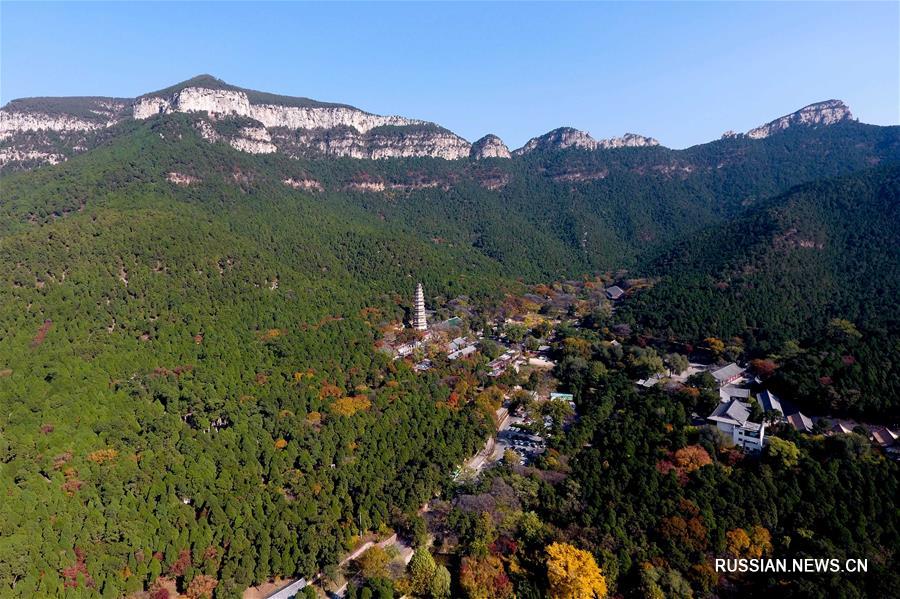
[1,108,898,598]
[0,118,510,596]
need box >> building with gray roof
[605,285,625,300]
[711,363,745,386]
[708,398,765,452]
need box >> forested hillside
[620,166,900,417]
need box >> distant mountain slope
[622,164,900,349]
[2,111,899,281]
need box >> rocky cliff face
[1,111,108,138]
[515,127,597,154]
[133,85,472,160]
[0,98,130,169]
[514,127,659,155]
[470,134,511,159]
[193,120,277,154]
[1,77,472,167]
[742,100,855,139]
[271,125,470,160]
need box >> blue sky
[1,1,897,149]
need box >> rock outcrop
[514,127,659,155]
[283,178,324,191]
[0,97,129,139]
[597,133,660,149]
[515,127,597,154]
[470,134,511,159]
[742,100,855,140]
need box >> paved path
[458,408,515,477]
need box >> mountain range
[0,74,861,168]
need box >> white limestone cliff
[228,126,277,154]
[132,86,471,159]
[0,111,109,140]
[277,127,470,160]
[0,148,66,167]
[133,87,423,133]
[0,77,861,170]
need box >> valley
[0,74,898,599]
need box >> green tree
[766,437,800,468]
[429,565,451,599]
[407,548,436,595]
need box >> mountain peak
[514,127,659,155]
[138,75,357,111]
[470,134,511,159]
[142,74,235,96]
[743,99,854,139]
[514,128,598,155]
[597,132,660,149]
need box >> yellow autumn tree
[747,525,773,559]
[546,542,607,599]
[725,528,751,557]
[355,546,390,580]
[726,526,771,559]
[704,337,725,355]
[330,395,372,417]
[87,448,119,464]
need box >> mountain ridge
[0,74,873,169]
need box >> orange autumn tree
[546,542,608,599]
[750,358,777,379]
[87,448,119,464]
[673,445,712,474]
[186,574,218,599]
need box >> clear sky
[1,1,897,149]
